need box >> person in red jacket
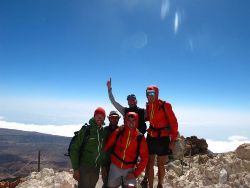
[104,112,148,188]
[142,85,178,188]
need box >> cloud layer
[1,120,249,153]
[0,120,81,137]
[207,136,250,153]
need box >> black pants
[146,136,171,156]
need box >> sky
[0,0,250,152]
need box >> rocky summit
[6,143,249,188]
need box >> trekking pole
[121,176,125,188]
[38,150,41,172]
[181,159,183,175]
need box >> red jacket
[104,112,148,177]
[146,86,178,141]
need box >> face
[127,98,137,108]
[146,91,156,103]
[94,114,105,127]
[126,116,136,129]
[108,115,120,126]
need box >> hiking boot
[140,179,148,188]
[157,184,163,188]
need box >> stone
[184,136,208,156]
[236,143,250,161]
[219,168,228,184]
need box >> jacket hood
[146,85,159,100]
[125,112,139,129]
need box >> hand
[169,141,176,151]
[73,170,80,182]
[126,172,135,180]
[107,78,112,90]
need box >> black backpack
[124,107,147,135]
[65,123,90,157]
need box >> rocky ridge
[12,143,250,188]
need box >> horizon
[1,118,250,153]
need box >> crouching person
[70,107,109,188]
[104,112,148,188]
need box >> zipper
[150,103,154,121]
[95,127,101,167]
[121,130,131,168]
[150,104,155,137]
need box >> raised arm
[107,78,125,116]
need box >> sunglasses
[147,91,156,96]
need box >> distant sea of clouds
[0,119,249,153]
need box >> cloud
[207,136,250,153]
[1,119,249,154]
[0,120,81,137]
[174,11,179,34]
[228,136,249,142]
[161,0,170,20]
[0,116,4,120]
[1,95,250,127]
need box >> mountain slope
[0,128,71,180]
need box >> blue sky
[0,0,250,150]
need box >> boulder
[236,143,250,161]
[16,168,77,188]
[185,136,208,156]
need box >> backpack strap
[159,100,167,120]
[80,123,91,150]
[112,131,143,165]
[110,126,124,152]
[74,123,91,160]
[159,100,171,130]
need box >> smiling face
[126,115,136,129]
[127,98,137,108]
[94,113,105,127]
[108,115,120,126]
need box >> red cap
[94,107,106,117]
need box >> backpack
[65,123,90,157]
[124,107,147,135]
[146,100,171,136]
[112,127,143,165]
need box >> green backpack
[65,123,90,157]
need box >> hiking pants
[79,163,100,188]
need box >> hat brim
[108,115,120,118]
